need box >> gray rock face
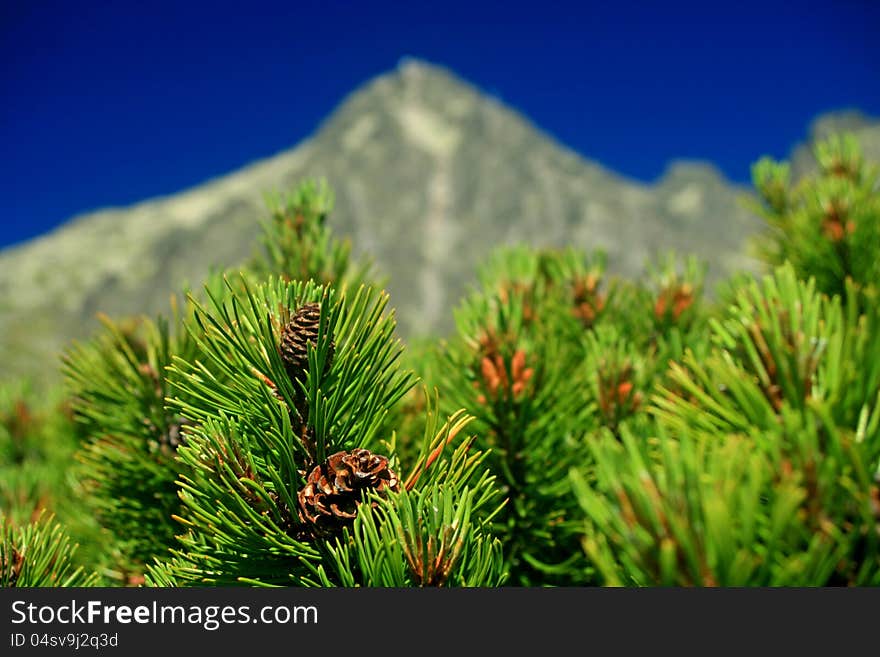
[0,59,874,384]
[790,109,880,180]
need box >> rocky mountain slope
[1,59,877,385]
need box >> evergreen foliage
[59,179,377,584]
[0,382,101,569]
[249,178,378,292]
[570,135,880,586]
[143,275,501,586]
[1,511,98,587]
[2,135,878,588]
[63,308,201,584]
[574,264,880,585]
[750,133,880,304]
[1,382,78,526]
[429,246,598,584]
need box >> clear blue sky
[1,0,878,249]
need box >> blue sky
[1,0,878,249]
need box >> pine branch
[1,511,98,587]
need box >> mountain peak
[330,57,484,119]
[394,56,459,81]
[788,109,880,180]
[808,109,878,142]
[658,160,732,186]
[0,60,815,385]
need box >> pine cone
[2,547,24,587]
[297,449,399,532]
[280,303,335,385]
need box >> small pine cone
[2,547,24,587]
[280,303,335,385]
[297,449,399,532]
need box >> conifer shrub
[2,133,877,588]
[570,135,880,586]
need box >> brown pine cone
[2,547,24,587]
[279,302,335,386]
[297,449,399,532]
